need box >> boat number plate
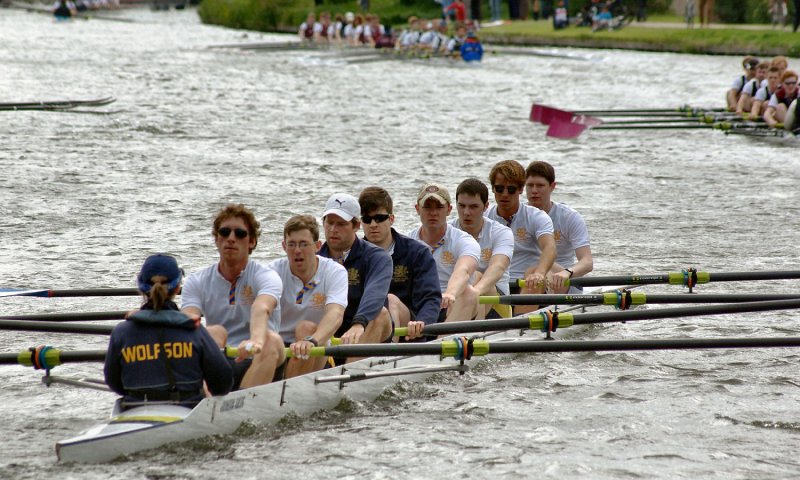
[220,396,245,412]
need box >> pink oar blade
[546,119,589,139]
[530,104,543,122]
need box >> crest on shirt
[441,250,455,266]
[515,227,528,241]
[348,268,360,285]
[310,293,326,308]
[481,248,493,262]
[241,285,255,306]
[393,265,409,283]
[554,230,562,241]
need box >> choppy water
[2,7,800,479]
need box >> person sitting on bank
[104,254,233,410]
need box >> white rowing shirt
[267,256,348,343]
[486,202,554,279]
[731,75,747,91]
[406,224,481,292]
[544,201,591,268]
[755,85,773,102]
[742,78,760,97]
[449,217,514,295]
[181,260,282,346]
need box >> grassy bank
[481,20,800,57]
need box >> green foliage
[714,0,772,23]
[567,0,671,16]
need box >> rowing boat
[55,301,595,463]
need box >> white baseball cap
[323,193,360,222]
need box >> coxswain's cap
[137,254,182,293]
[323,193,361,222]
[417,183,451,206]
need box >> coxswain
[525,161,593,294]
[298,13,318,43]
[764,70,799,129]
[727,56,759,111]
[750,66,782,120]
[736,61,769,116]
[407,183,480,323]
[104,254,233,410]
[268,215,347,378]
[460,30,483,62]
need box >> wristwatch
[565,269,574,278]
[304,336,318,346]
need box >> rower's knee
[206,325,227,348]
[256,332,286,363]
[294,320,318,339]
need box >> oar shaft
[1,288,144,297]
[398,298,800,337]
[485,336,800,354]
[0,349,105,366]
[0,311,128,321]
[0,320,113,335]
[512,270,800,289]
[481,293,800,306]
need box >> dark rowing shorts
[229,356,287,390]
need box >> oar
[394,298,800,338]
[0,287,143,298]
[9,334,800,369]
[0,347,106,368]
[530,104,602,125]
[0,311,128,321]
[512,269,800,290]
[0,320,113,335]
[481,292,800,308]
[287,336,800,359]
[546,120,770,139]
[0,96,115,108]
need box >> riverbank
[480,18,800,56]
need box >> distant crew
[104,254,233,409]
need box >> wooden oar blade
[546,119,588,138]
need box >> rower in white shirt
[450,178,514,319]
[267,215,347,378]
[485,160,556,314]
[525,161,593,294]
[407,182,480,322]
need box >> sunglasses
[218,227,248,239]
[784,81,798,86]
[361,213,391,224]
[493,184,519,195]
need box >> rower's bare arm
[248,294,277,346]
[445,256,478,300]
[474,254,510,295]
[571,246,594,278]
[182,305,202,317]
[763,106,778,128]
[314,304,345,345]
[750,100,763,119]
[535,233,557,275]
[735,93,749,116]
[726,88,739,111]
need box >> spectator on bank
[508,0,520,20]
[685,0,695,28]
[532,0,540,20]
[636,0,646,21]
[471,0,482,21]
[698,0,714,27]
[795,0,800,32]
[489,0,501,21]
[553,0,568,29]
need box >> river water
[1,7,800,479]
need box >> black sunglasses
[493,184,519,194]
[361,213,391,224]
[218,227,248,239]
